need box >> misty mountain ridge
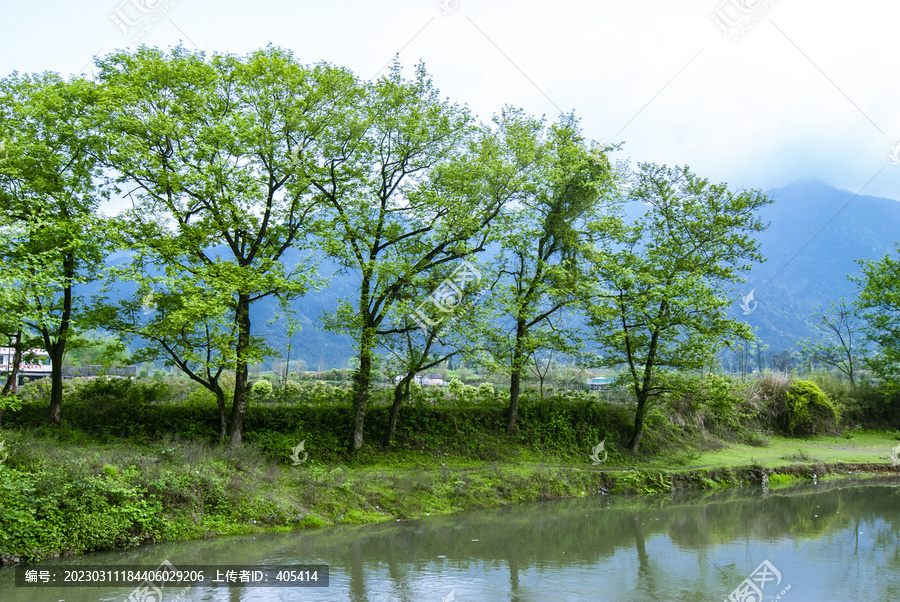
[87,179,900,370]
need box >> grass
[3,375,900,564]
[669,432,900,469]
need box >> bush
[659,372,742,433]
[740,373,791,430]
[447,379,477,404]
[280,380,304,402]
[307,380,336,404]
[783,379,839,435]
[251,380,274,400]
[477,383,495,404]
[447,378,466,400]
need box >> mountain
[83,180,900,371]
[734,179,900,354]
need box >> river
[1,476,898,601]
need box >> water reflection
[1,478,899,601]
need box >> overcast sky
[2,0,899,205]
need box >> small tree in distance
[798,298,862,385]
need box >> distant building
[0,345,51,392]
[417,373,445,386]
[63,365,138,379]
[586,377,614,390]
[393,373,446,387]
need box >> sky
[1,0,899,205]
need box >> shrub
[783,379,839,435]
[251,380,274,400]
[659,372,742,432]
[280,380,303,402]
[476,383,495,404]
[740,373,791,430]
[308,380,335,404]
[447,378,465,400]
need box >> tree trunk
[350,326,374,451]
[228,292,251,447]
[506,319,527,435]
[213,383,228,443]
[0,335,22,427]
[47,344,65,424]
[46,255,74,424]
[628,391,647,453]
[385,375,412,445]
[1,332,23,397]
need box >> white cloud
[1,0,898,201]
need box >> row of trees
[5,46,888,453]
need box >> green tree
[584,163,772,452]
[381,262,485,444]
[480,111,617,434]
[854,244,900,393]
[798,299,862,384]
[0,72,112,423]
[310,62,511,451]
[94,46,338,444]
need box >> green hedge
[4,379,637,463]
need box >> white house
[393,373,446,387]
[0,345,51,392]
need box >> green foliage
[0,71,114,422]
[477,382,496,403]
[784,379,839,435]
[447,378,466,400]
[584,163,773,451]
[854,244,900,394]
[475,109,618,434]
[93,46,337,444]
[279,380,304,402]
[658,372,745,436]
[447,378,478,404]
[251,380,274,400]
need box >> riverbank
[2,428,898,566]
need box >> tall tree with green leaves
[0,72,112,423]
[310,63,521,451]
[93,46,343,444]
[853,244,900,393]
[584,163,772,452]
[480,111,617,434]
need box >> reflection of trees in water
[62,479,899,600]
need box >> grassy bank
[2,428,899,566]
[1,376,899,565]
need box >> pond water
[2,477,899,601]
